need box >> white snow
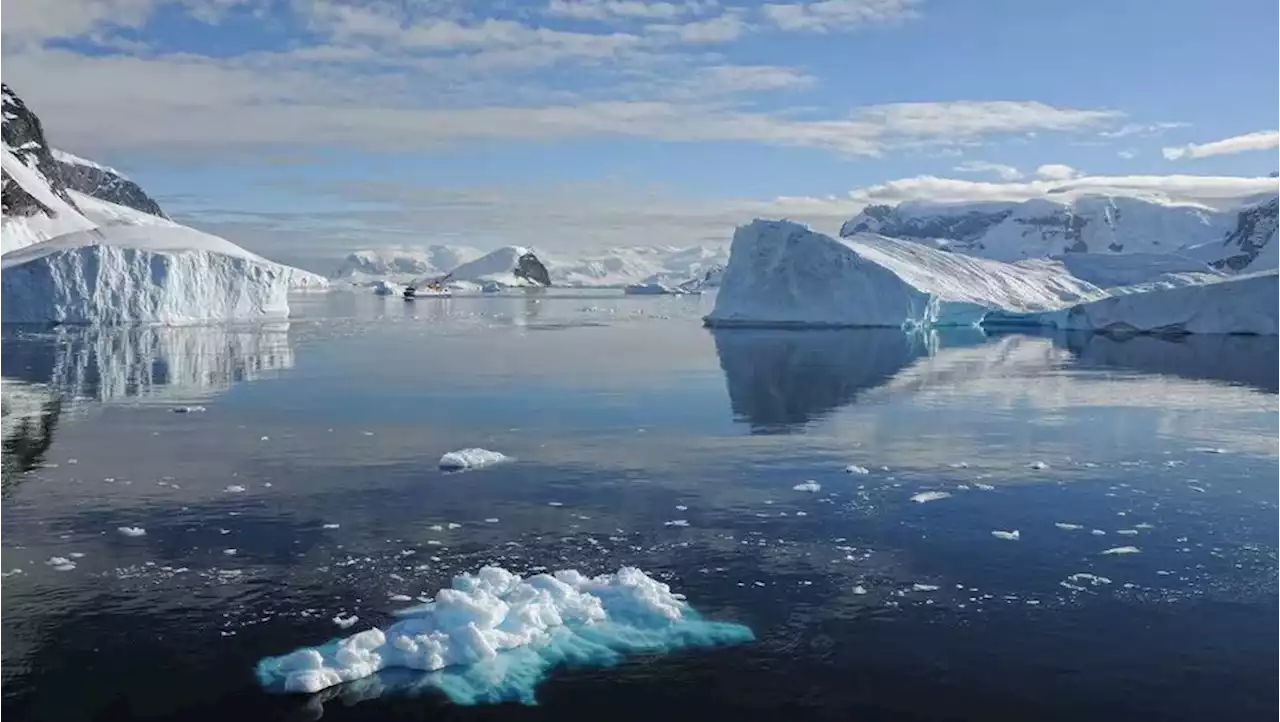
[704,220,1102,329]
[445,246,541,287]
[2,146,95,254]
[910,491,952,503]
[1056,252,1223,290]
[438,448,511,471]
[331,245,483,284]
[1021,269,1278,335]
[255,566,753,703]
[1101,546,1141,555]
[991,530,1021,540]
[52,148,120,175]
[792,480,822,492]
[117,526,147,537]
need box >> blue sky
[3,0,1277,267]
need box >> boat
[403,283,452,300]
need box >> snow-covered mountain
[842,196,1236,262]
[440,246,551,287]
[547,245,728,287]
[53,149,167,219]
[1183,196,1279,272]
[331,245,483,283]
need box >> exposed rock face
[514,251,552,286]
[1210,197,1278,271]
[1,83,78,219]
[53,149,167,219]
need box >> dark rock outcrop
[1,83,79,219]
[54,151,167,218]
[1209,196,1278,271]
[514,251,551,286]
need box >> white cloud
[952,161,1023,181]
[1098,121,1188,139]
[1117,148,1137,160]
[852,101,1121,139]
[1033,163,1080,181]
[760,0,921,31]
[545,0,713,21]
[1162,130,1280,160]
[646,11,750,43]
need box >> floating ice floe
[46,556,76,571]
[910,491,951,504]
[792,480,821,492]
[332,614,360,629]
[256,566,754,705]
[664,519,690,527]
[911,583,940,592]
[1054,522,1083,531]
[1028,461,1049,470]
[225,485,246,493]
[117,526,147,537]
[991,530,1020,541]
[1101,546,1141,555]
[1066,573,1112,586]
[439,448,511,471]
[844,465,870,475]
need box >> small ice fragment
[912,583,939,592]
[664,519,690,527]
[225,485,246,493]
[675,505,688,511]
[910,491,951,504]
[949,462,969,469]
[1116,529,1139,536]
[322,523,341,530]
[117,526,147,537]
[1028,461,1049,470]
[439,448,511,471]
[260,436,270,441]
[991,530,1020,541]
[973,483,995,491]
[484,518,499,524]
[447,523,462,529]
[1193,447,1227,454]
[1134,523,1154,530]
[69,552,85,558]
[795,511,807,517]
[793,480,821,492]
[223,549,238,555]
[845,465,870,475]
[1066,573,1112,586]
[388,593,412,602]
[547,502,563,508]
[46,556,76,571]
[1090,529,1107,536]
[1101,546,1140,555]
[852,585,868,595]
[1055,523,1083,531]
[333,614,360,629]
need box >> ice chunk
[1090,529,1107,536]
[792,480,821,492]
[704,220,1101,329]
[172,405,207,413]
[1054,522,1083,531]
[1028,461,1049,470]
[1101,546,1141,555]
[46,556,77,571]
[322,523,341,530]
[333,614,360,629]
[256,566,754,705]
[1,224,316,324]
[844,464,870,475]
[912,583,940,592]
[664,519,690,527]
[117,526,147,537]
[991,530,1020,541]
[439,448,511,471]
[910,491,951,504]
[225,485,246,493]
[1116,529,1139,536]
[851,585,868,595]
[973,482,996,491]
[1066,573,1112,586]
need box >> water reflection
[0,324,295,402]
[711,328,986,433]
[1,383,62,490]
[1054,331,1279,393]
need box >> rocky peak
[1211,196,1279,271]
[514,251,551,286]
[2,83,80,219]
[53,150,167,219]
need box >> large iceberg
[2,225,306,324]
[704,220,1102,329]
[256,565,753,705]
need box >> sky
[2,0,1278,270]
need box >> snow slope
[332,245,483,284]
[443,246,551,287]
[843,195,1236,262]
[256,565,753,704]
[2,145,95,254]
[1021,270,1278,335]
[2,225,300,324]
[705,220,1103,329]
[53,148,167,219]
[1182,196,1279,272]
[1055,252,1223,290]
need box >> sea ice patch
[439,448,511,471]
[117,526,147,537]
[910,491,951,504]
[256,566,753,705]
[991,530,1020,541]
[792,480,821,492]
[1101,546,1141,555]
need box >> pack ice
[255,566,753,705]
[704,220,1102,329]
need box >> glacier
[704,220,1102,329]
[255,565,753,705]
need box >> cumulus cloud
[952,161,1023,181]
[545,0,715,21]
[1162,130,1280,160]
[1033,163,1080,181]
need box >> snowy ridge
[705,220,1102,329]
[256,565,753,704]
[2,145,96,254]
[53,148,168,219]
[843,195,1235,262]
[332,245,483,284]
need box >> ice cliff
[704,220,1102,329]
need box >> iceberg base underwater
[255,566,754,706]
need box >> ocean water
[2,290,1276,722]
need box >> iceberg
[255,566,753,705]
[438,448,511,470]
[1,225,310,324]
[704,220,1102,329]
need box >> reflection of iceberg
[1,381,62,490]
[1054,331,1279,394]
[0,324,294,402]
[711,328,987,432]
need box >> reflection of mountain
[1,381,62,490]
[1056,332,1279,394]
[711,328,986,432]
[0,324,294,402]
